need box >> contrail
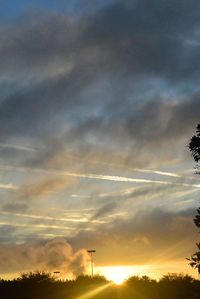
[133,168,181,178]
[25,151,183,179]
[83,158,183,178]
[0,165,200,189]
[0,221,77,231]
[0,211,106,224]
[0,183,18,190]
[0,211,88,223]
[65,172,200,189]
[0,143,38,152]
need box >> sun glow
[96,262,199,284]
[109,272,126,285]
[97,266,137,285]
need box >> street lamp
[87,249,96,277]
[53,271,60,278]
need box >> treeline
[1,271,200,299]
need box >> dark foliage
[189,124,200,163]
[1,272,200,299]
[187,243,200,274]
[188,124,200,275]
[194,208,200,228]
[158,274,198,299]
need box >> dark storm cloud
[16,92,200,170]
[0,15,77,76]
[74,94,200,144]
[1,0,198,79]
[0,0,200,149]
[124,95,200,145]
[0,67,97,140]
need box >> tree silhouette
[187,244,200,275]
[1,272,200,299]
[17,271,56,283]
[189,124,200,163]
[194,208,200,228]
[188,124,200,274]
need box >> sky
[0,0,200,280]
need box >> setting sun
[97,266,136,285]
[110,273,126,285]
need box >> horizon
[1,263,199,283]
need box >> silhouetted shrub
[1,271,200,299]
[75,274,108,285]
[158,273,198,299]
[17,270,56,284]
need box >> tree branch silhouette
[187,125,200,274]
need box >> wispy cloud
[0,221,77,231]
[133,168,182,178]
[0,183,18,190]
[0,211,88,223]
[0,164,199,190]
[88,159,182,178]
[0,143,38,152]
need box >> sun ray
[76,282,113,299]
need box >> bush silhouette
[17,270,56,283]
[1,271,200,299]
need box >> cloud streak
[0,143,38,152]
[0,164,199,189]
[0,183,18,190]
[0,211,88,223]
[0,221,76,232]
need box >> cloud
[1,164,200,190]
[0,211,88,224]
[0,183,18,190]
[124,97,200,144]
[91,202,117,220]
[0,221,76,232]
[0,143,38,152]
[0,1,199,196]
[0,0,199,274]
[0,0,199,149]
[2,203,28,213]
[0,239,89,277]
[70,207,197,265]
[17,176,76,200]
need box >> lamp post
[53,271,60,280]
[87,249,96,277]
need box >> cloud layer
[0,0,199,278]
